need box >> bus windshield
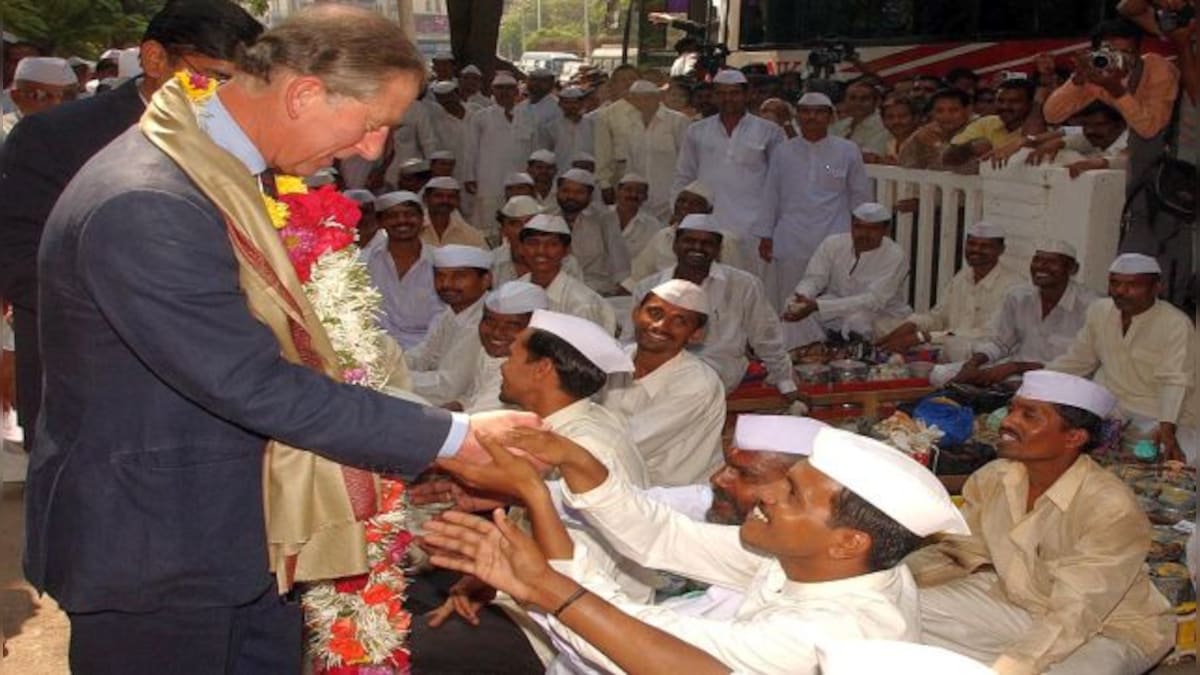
[737,0,1107,49]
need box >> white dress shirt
[672,113,786,245]
[407,298,485,405]
[359,232,444,349]
[463,104,526,199]
[611,208,665,260]
[831,111,892,156]
[601,347,725,487]
[513,94,562,160]
[633,264,796,395]
[973,282,1098,366]
[909,264,1024,339]
[623,226,749,289]
[520,271,617,336]
[428,101,471,179]
[546,472,921,674]
[625,105,692,221]
[460,350,507,413]
[565,207,631,296]
[543,115,595,175]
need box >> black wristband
[551,586,588,618]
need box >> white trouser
[920,572,1169,675]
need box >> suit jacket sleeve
[0,116,59,309]
[76,190,450,477]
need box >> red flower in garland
[276,185,361,282]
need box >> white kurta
[385,100,438,185]
[672,113,786,253]
[625,105,691,222]
[520,271,617,336]
[360,232,444,349]
[1049,298,1198,439]
[548,471,921,675]
[612,208,664,260]
[973,283,1098,366]
[633,264,796,395]
[566,207,631,296]
[831,111,892,156]
[512,94,561,161]
[490,243,583,286]
[407,298,485,405]
[464,105,526,232]
[428,102,471,179]
[757,135,872,314]
[461,350,507,413]
[543,115,595,175]
[908,264,1024,349]
[593,99,641,191]
[601,347,726,487]
[623,225,750,289]
[789,233,911,346]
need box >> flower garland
[178,71,414,673]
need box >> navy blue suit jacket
[27,126,451,613]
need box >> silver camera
[1089,47,1128,72]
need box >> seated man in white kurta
[601,279,725,487]
[877,221,1023,361]
[445,280,548,413]
[407,244,492,405]
[430,418,969,675]
[517,214,617,335]
[782,202,911,348]
[490,195,583,286]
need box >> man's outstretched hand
[425,509,552,608]
[456,410,544,465]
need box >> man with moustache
[550,168,630,296]
[908,370,1175,675]
[361,191,445,348]
[944,239,1098,388]
[517,214,617,334]
[1050,253,1197,463]
[942,78,1041,170]
[601,280,725,487]
[420,176,488,247]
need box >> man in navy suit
[27,6,535,673]
[0,0,263,449]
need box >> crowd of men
[0,0,1196,673]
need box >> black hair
[1052,403,1104,454]
[143,0,263,60]
[674,37,700,54]
[1092,17,1143,48]
[1078,100,1125,124]
[996,77,1037,101]
[927,87,971,114]
[881,97,921,118]
[827,488,922,572]
[944,67,979,84]
[525,329,608,399]
[638,293,709,329]
[914,74,946,87]
[518,229,572,247]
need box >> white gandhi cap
[528,310,633,373]
[461,65,482,76]
[522,214,571,236]
[713,69,748,85]
[679,180,713,204]
[501,196,542,219]
[809,428,970,536]
[492,72,517,86]
[560,86,587,99]
[629,79,661,94]
[399,158,430,174]
[571,151,596,164]
[560,168,595,187]
[425,176,461,191]
[1109,252,1161,275]
[649,279,710,316]
[431,244,492,270]
[677,213,723,235]
[375,191,422,211]
[796,92,835,109]
[14,57,76,86]
[733,414,830,456]
[430,150,456,161]
[430,80,458,95]
[852,202,891,224]
[504,172,535,187]
[343,189,376,205]
[529,149,557,165]
[816,640,995,675]
[1034,238,1077,259]
[117,47,142,79]
[618,172,648,186]
[966,220,1005,239]
[486,281,549,314]
[1015,370,1116,418]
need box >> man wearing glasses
[0,0,262,451]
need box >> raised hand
[456,410,544,465]
[425,509,552,606]
[437,431,547,502]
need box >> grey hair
[236,4,424,100]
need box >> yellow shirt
[907,457,1175,674]
[1049,298,1196,426]
[419,210,488,248]
[951,115,1023,151]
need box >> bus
[517,51,585,78]
[620,0,1121,82]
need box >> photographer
[1043,18,1179,140]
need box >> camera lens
[1091,54,1110,69]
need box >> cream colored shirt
[593,99,641,190]
[520,270,617,336]
[625,105,692,220]
[460,350,507,413]
[1049,298,1196,426]
[419,210,488,248]
[600,347,725,487]
[490,242,583,286]
[610,208,664,261]
[909,263,1024,337]
[552,471,921,674]
[907,457,1175,674]
[407,298,485,405]
[973,282,1098,365]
